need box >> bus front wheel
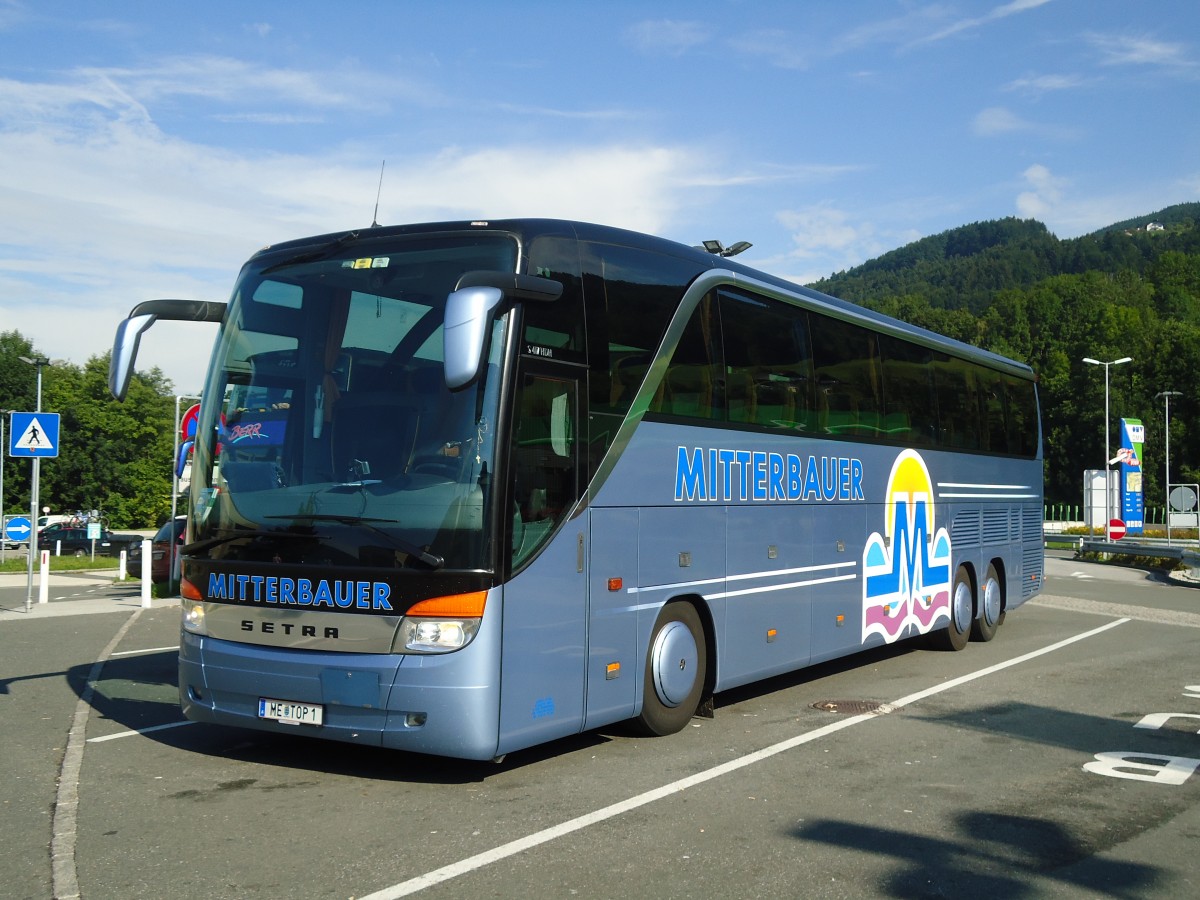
[635,602,707,736]
[932,567,973,652]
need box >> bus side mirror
[444,286,505,390]
[109,299,227,401]
[443,271,563,390]
[110,313,157,401]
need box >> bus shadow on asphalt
[711,636,924,713]
[792,812,1161,898]
[74,649,615,784]
[67,636,928,783]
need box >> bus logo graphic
[862,449,952,644]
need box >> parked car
[38,527,142,559]
[149,516,186,584]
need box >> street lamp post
[1155,390,1183,545]
[1083,356,1132,543]
[18,355,52,611]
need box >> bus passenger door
[497,370,588,755]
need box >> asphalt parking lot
[2,555,1199,899]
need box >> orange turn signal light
[406,590,488,618]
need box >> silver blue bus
[110,219,1043,760]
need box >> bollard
[39,549,49,604]
[55,539,61,557]
[118,549,127,581]
[140,538,152,608]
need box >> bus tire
[932,566,972,652]
[971,564,1003,642]
[635,602,707,736]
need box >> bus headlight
[398,590,487,653]
[400,618,479,652]
[181,597,207,634]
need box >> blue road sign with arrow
[8,411,60,458]
[5,516,32,543]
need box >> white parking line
[87,721,195,743]
[359,617,1131,899]
[110,645,180,656]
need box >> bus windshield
[190,231,518,572]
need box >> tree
[3,331,177,528]
[43,355,176,527]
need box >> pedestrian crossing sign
[8,411,60,458]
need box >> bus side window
[879,334,936,444]
[661,292,722,420]
[811,315,883,436]
[719,291,814,432]
[511,373,579,566]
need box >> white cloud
[972,106,1079,140]
[0,64,724,390]
[973,106,1033,136]
[80,55,407,108]
[1015,163,1066,220]
[915,0,1054,46]
[727,29,812,69]
[1003,72,1088,93]
[1087,33,1194,68]
[771,205,889,282]
[625,19,712,57]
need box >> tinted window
[511,374,579,568]
[932,353,981,451]
[811,315,883,436]
[879,334,937,445]
[719,291,814,431]
[583,242,701,418]
[523,235,585,364]
[658,292,723,420]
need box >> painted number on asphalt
[1084,684,1200,784]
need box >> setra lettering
[240,619,339,639]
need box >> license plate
[258,697,324,726]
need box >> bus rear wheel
[635,602,707,736]
[971,564,1003,642]
[931,566,972,652]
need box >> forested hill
[805,201,1200,509]
[809,202,1200,314]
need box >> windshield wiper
[260,230,360,275]
[265,514,445,569]
[182,527,312,555]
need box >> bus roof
[248,218,1036,381]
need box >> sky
[1,0,1198,393]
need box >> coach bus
[109,218,1043,760]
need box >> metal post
[1156,391,1182,546]
[19,357,51,613]
[1083,356,1132,543]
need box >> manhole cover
[811,699,885,715]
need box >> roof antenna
[371,160,386,227]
